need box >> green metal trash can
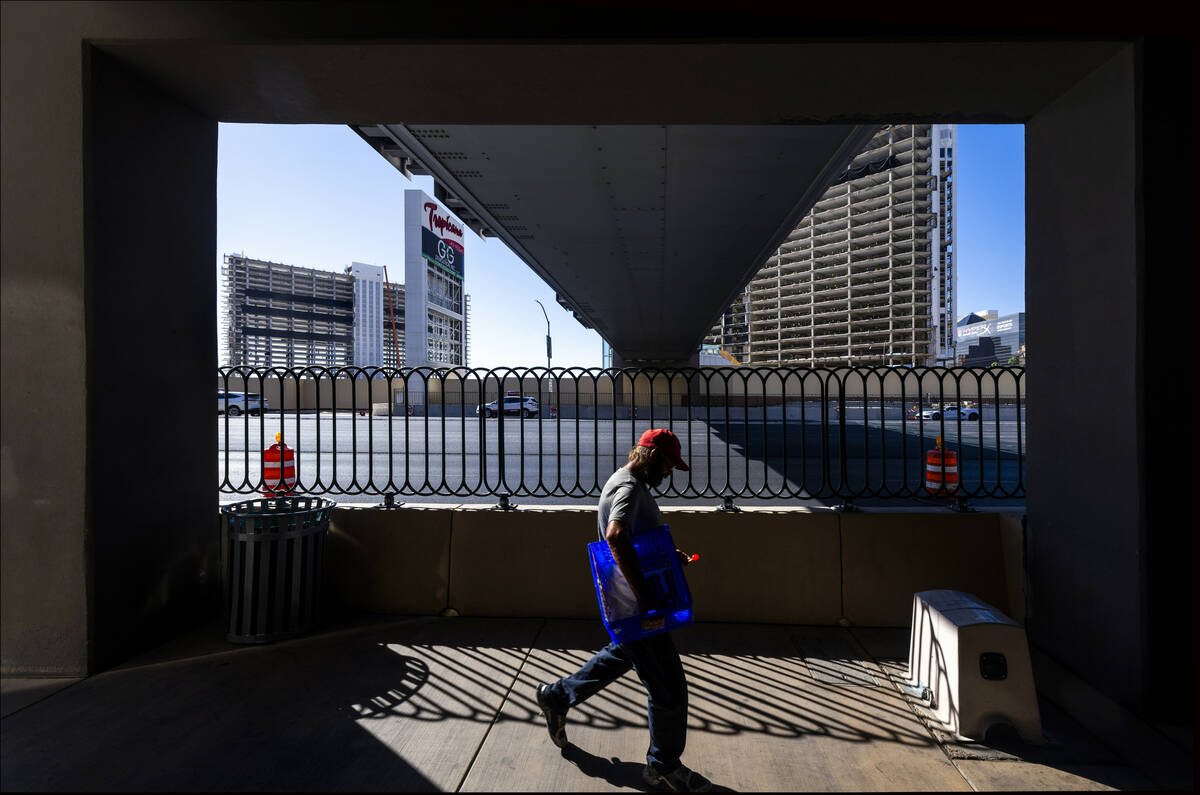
[220,496,336,643]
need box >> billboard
[955,313,1023,342]
[404,190,467,370]
[419,197,465,279]
[956,319,997,340]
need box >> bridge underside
[352,123,875,364]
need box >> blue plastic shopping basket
[587,524,693,644]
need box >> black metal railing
[218,365,1025,503]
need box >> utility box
[906,589,1043,743]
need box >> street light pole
[534,299,552,395]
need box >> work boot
[642,764,713,792]
[535,683,568,748]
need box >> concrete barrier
[320,504,1024,630]
[448,505,598,619]
[662,507,842,624]
[997,513,1026,625]
[841,512,1017,627]
[326,506,452,615]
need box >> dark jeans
[544,631,688,773]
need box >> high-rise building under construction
[708,123,957,367]
[221,254,356,367]
[221,254,468,368]
[347,261,406,368]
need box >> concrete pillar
[2,5,91,675]
[1137,37,1196,717]
[1026,42,1195,717]
[1028,46,1141,708]
[83,48,221,671]
[2,2,223,674]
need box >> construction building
[708,123,957,367]
[221,254,355,367]
[221,254,465,368]
[347,261,406,368]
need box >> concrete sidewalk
[0,616,1184,791]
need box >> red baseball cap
[637,428,689,471]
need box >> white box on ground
[907,589,1043,743]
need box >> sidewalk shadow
[560,744,734,792]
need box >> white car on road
[920,404,980,421]
[479,395,540,418]
[218,390,266,416]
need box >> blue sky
[953,125,1025,318]
[217,123,1024,367]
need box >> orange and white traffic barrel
[925,436,959,496]
[262,432,297,496]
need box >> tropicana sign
[423,202,465,245]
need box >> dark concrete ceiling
[102,40,1123,126]
[354,123,874,363]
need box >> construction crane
[383,265,400,368]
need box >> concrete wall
[1139,38,1196,716]
[1026,48,1146,709]
[841,512,1023,626]
[324,508,451,615]
[1,5,227,674]
[1,3,93,675]
[85,50,221,670]
[325,506,1024,628]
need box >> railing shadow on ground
[846,627,1152,782]
[3,616,1146,792]
[511,624,936,747]
[162,618,945,746]
[360,620,1174,791]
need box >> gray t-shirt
[597,466,663,541]
[596,467,663,621]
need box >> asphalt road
[218,408,1026,508]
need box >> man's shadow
[560,744,734,792]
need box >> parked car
[217,390,265,416]
[920,404,980,421]
[479,395,539,418]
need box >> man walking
[535,428,712,792]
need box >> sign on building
[420,198,465,280]
[404,190,467,373]
[955,312,1026,367]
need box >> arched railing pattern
[218,365,1025,501]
